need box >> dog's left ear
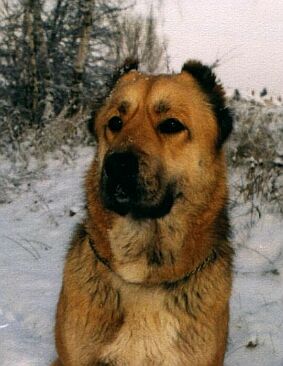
[112,58,139,86]
[182,60,233,149]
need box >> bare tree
[0,0,55,126]
[22,1,38,122]
[0,0,168,134]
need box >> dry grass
[227,99,283,220]
[0,109,94,203]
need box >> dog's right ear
[87,59,139,137]
[182,60,233,149]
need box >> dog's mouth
[100,151,176,219]
[102,183,175,219]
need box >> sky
[136,0,283,95]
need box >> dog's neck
[85,164,231,286]
[88,234,219,287]
[86,201,230,286]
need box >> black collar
[88,237,111,269]
[88,237,218,289]
[162,248,218,289]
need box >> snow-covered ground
[0,146,282,365]
[0,147,93,365]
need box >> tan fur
[52,65,233,365]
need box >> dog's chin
[101,187,176,219]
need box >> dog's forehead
[110,71,200,111]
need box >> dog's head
[88,60,233,220]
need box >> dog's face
[91,61,233,220]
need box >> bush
[227,99,283,218]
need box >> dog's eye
[158,118,186,134]
[108,116,123,132]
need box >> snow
[0,147,93,365]
[0,146,282,365]
[226,212,283,366]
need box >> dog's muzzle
[104,151,139,204]
[100,150,176,219]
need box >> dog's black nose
[104,151,139,180]
[101,151,139,214]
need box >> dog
[52,59,233,366]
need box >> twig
[19,235,52,251]
[20,237,40,258]
[3,235,39,259]
[243,246,276,266]
[226,343,246,357]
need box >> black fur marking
[171,292,196,316]
[68,223,87,253]
[154,100,171,114]
[147,245,164,266]
[118,101,130,115]
[182,60,233,149]
[212,205,234,264]
[212,205,232,243]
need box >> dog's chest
[100,289,186,366]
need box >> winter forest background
[0,0,282,365]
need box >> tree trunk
[66,0,94,117]
[22,0,54,125]
[32,0,54,122]
[22,2,38,125]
